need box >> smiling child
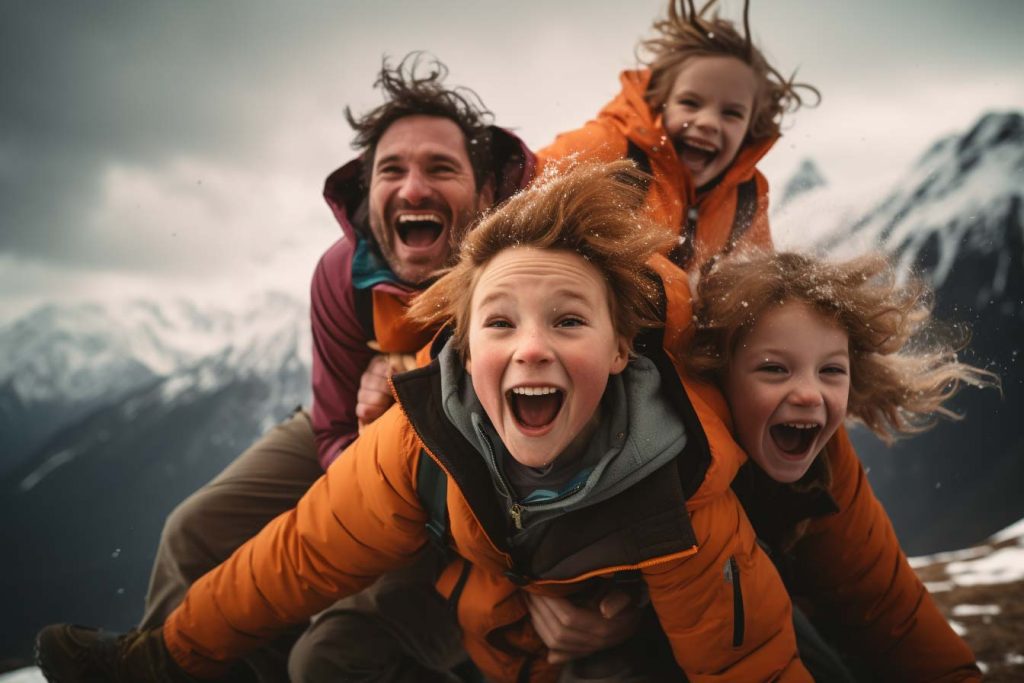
[539,0,817,270]
[684,250,996,679]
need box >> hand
[525,590,643,664]
[356,353,417,430]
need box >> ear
[609,337,630,375]
[464,355,472,375]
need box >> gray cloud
[0,2,362,265]
[1,0,1022,278]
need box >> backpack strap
[416,449,450,548]
[725,177,758,251]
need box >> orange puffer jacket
[785,431,981,681]
[162,330,811,682]
[538,70,774,270]
[650,254,981,681]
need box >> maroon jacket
[310,127,535,468]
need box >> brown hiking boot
[35,624,197,683]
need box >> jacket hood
[608,69,778,197]
[321,125,535,246]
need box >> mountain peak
[778,158,827,208]
[959,111,1024,153]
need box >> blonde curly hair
[687,250,999,442]
[640,0,819,141]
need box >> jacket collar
[606,69,779,201]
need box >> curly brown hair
[687,250,999,442]
[640,0,819,141]
[344,52,494,190]
[408,160,676,358]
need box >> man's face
[465,247,630,469]
[662,55,756,188]
[723,300,850,483]
[368,115,484,284]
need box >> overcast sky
[1,0,1022,322]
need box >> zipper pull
[510,503,524,531]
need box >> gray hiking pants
[141,409,464,682]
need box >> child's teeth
[512,387,558,396]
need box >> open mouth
[396,213,444,248]
[507,386,564,430]
[676,139,718,172]
[769,422,821,456]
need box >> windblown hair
[640,0,819,141]
[345,52,494,190]
[408,160,676,358]
[687,251,999,442]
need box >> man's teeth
[511,387,559,396]
[397,214,442,224]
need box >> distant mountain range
[0,292,310,663]
[1,111,1022,664]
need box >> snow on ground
[0,668,43,683]
[915,517,1024,682]
[946,546,1024,587]
[911,517,1024,589]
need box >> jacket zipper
[510,503,524,531]
[727,556,745,647]
[476,429,526,532]
[476,427,584,532]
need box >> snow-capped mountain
[0,292,310,477]
[775,112,1023,286]
[0,290,312,662]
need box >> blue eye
[485,318,513,329]
[556,317,586,328]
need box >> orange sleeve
[644,488,812,682]
[162,407,429,679]
[535,118,630,178]
[791,427,981,681]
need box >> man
[38,53,536,682]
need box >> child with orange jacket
[677,250,995,680]
[539,0,817,270]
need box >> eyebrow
[757,346,850,359]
